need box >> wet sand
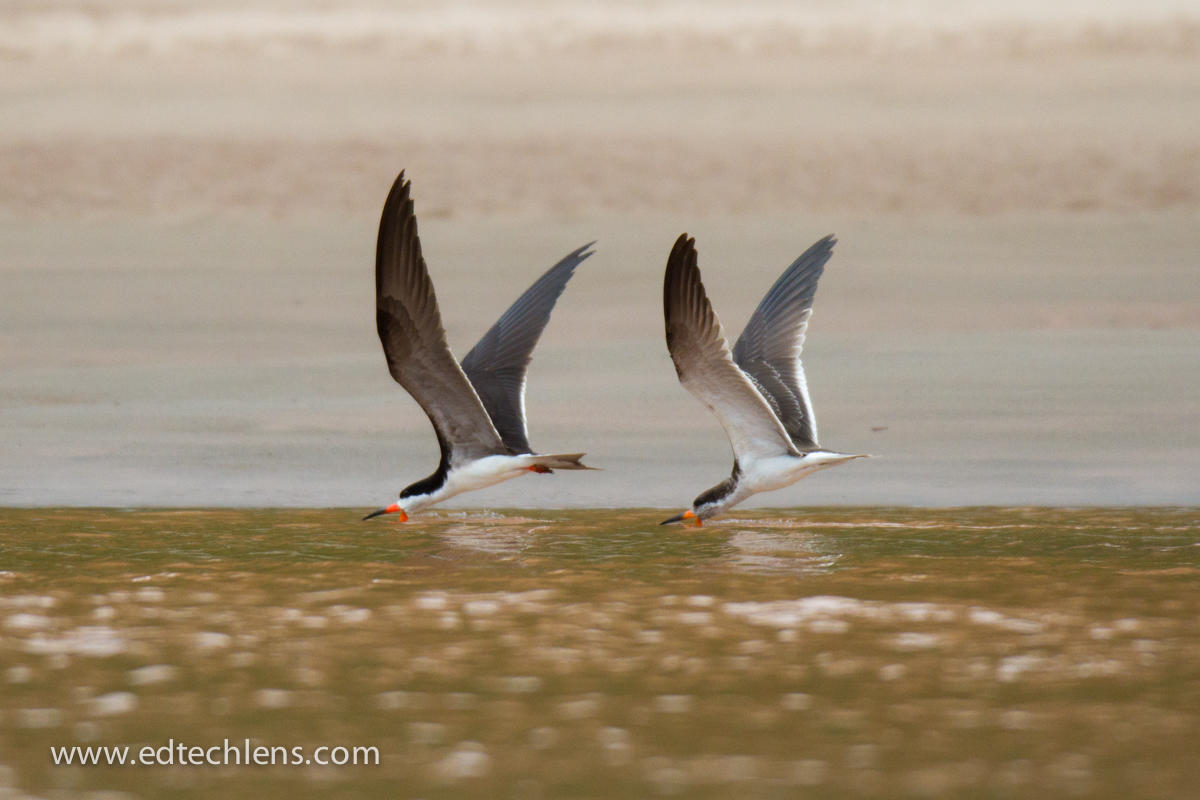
[2,3,1199,507]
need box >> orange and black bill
[363,503,406,521]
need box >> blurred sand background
[1,0,1198,507]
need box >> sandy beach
[2,1,1198,507]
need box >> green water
[1,507,1197,799]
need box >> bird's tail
[527,453,598,471]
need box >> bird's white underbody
[393,454,545,516]
[694,451,869,519]
[743,451,869,495]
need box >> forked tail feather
[529,453,598,470]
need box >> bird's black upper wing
[375,171,507,467]
[460,242,594,454]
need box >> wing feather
[663,234,797,462]
[375,171,507,466]
[460,242,594,453]
[731,235,834,449]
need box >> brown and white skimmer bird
[364,172,595,522]
[660,233,868,526]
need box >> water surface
[1,507,1197,798]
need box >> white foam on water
[253,688,293,709]
[86,691,138,716]
[435,741,491,781]
[127,664,178,685]
[23,626,127,657]
[4,613,52,631]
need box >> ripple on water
[723,530,842,574]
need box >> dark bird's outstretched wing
[375,171,507,467]
[664,234,797,462]
[731,235,835,450]
[460,242,594,454]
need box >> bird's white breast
[741,455,813,494]
[437,455,533,501]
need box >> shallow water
[1,507,1197,798]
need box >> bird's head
[659,509,703,528]
[362,502,409,522]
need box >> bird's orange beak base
[362,503,408,522]
[659,509,702,527]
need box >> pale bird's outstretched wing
[732,235,835,450]
[663,234,797,463]
[375,171,507,467]
[460,242,594,454]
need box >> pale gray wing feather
[375,172,507,466]
[732,235,834,450]
[460,242,594,454]
[664,234,798,462]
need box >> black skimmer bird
[660,233,868,526]
[364,172,595,522]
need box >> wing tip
[538,241,597,286]
[664,233,689,313]
[665,232,697,279]
[385,169,411,207]
[671,232,696,254]
[805,233,837,261]
[561,240,597,273]
[377,168,423,299]
[664,232,704,310]
[378,169,415,236]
